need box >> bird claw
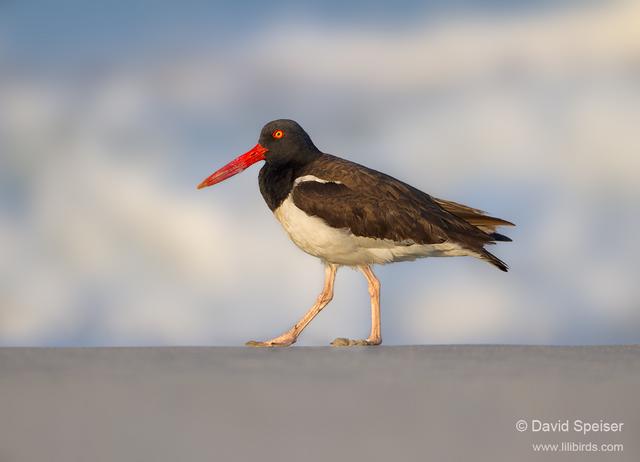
[330,337,381,347]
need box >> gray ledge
[1,345,639,461]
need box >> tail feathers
[479,249,509,272]
[434,197,512,271]
[435,197,515,234]
[489,232,512,242]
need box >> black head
[196,119,320,190]
[258,119,320,166]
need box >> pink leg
[246,264,338,347]
[331,265,382,346]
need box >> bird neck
[258,159,311,211]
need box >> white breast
[273,178,473,266]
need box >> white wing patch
[293,175,342,186]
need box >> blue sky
[1,1,639,346]
[0,1,574,66]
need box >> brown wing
[292,180,450,245]
[296,155,498,246]
[294,154,512,271]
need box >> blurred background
[1,0,639,346]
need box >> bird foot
[330,337,381,347]
[245,334,296,347]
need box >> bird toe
[330,337,380,347]
[245,337,295,347]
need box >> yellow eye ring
[272,129,284,139]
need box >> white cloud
[252,1,640,90]
[407,282,518,343]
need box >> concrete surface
[1,346,639,461]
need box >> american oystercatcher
[198,119,513,347]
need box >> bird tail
[489,232,512,242]
[433,197,513,271]
[435,197,514,238]
[479,249,509,272]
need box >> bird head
[197,119,319,190]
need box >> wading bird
[198,119,513,346]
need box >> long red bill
[197,143,268,190]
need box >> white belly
[273,195,472,266]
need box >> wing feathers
[292,155,513,270]
[292,180,448,245]
[434,197,514,234]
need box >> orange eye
[272,129,284,139]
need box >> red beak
[197,143,268,190]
